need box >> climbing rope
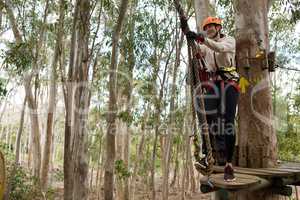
[173,0,214,176]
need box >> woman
[183,16,240,182]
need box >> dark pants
[196,81,239,164]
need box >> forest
[0,0,299,199]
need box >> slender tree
[104,0,129,199]
[40,0,65,190]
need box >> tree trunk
[193,0,211,32]
[131,120,147,200]
[64,1,80,199]
[122,1,137,197]
[170,133,180,188]
[96,134,103,200]
[1,0,22,43]
[162,31,183,200]
[71,1,91,199]
[235,0,281,199]
[4,97,26,200]
[40,0,64,189]
[104,0,129,199]
[15,97,26,164]
[150,62,169,200]
[115,118,125,200]
[181,88,192,199]
[170,34,184,190]
[3,0,50,182]
[24,76,42,179]
[0,93,10,125]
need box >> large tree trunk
[235,0,280,199]
[63,1,80,199]
[40,0,64,190]
[104,0,129,199]
[71,1,91,199]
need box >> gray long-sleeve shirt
[196,35,236,72]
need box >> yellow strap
[219,66,237,72]
[239,76,250,93]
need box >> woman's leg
[223,84,239,163]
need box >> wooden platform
[200,163,300,195]
[213,166,297,178]
[201,173,263,190]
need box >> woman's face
[204,24,220,38]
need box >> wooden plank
[266,168,300,186]
[280,162,300,169]
[265,167,300,174]
[213,166,293,178]
[213,166,272,178]
[201,173,263,190]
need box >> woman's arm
[203,36,235,53]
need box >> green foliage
[274,76,300,162]
[278,131,300,161]
[216,0,235,36]
[0,142,15,162]
[277,0,300,24]
[115,159,131,180]
[118,111,134,124]
[6,165,44,200]
[137,158,150,177]
[0,79,8,98]
[0,141,58,199]
[2,42,34,75]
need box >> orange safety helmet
[202,16,222,30]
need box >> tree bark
[122,1,137,198]
[3,0,50,181]
[24,76,42,178]
[131,115,147,200]
[104,0,129,199]
[235,0,281,199]
[71,1,91,199]
[181,85,193,199]
[150,56,169,200]
[15,97,26,164]
[40,0,64,190]
[193,0,211,32]
[64,1,80,199]
[0,0,22,43]
[162,31,183,200]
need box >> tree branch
[0,0,22,43]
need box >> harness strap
[213,52,239,82]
